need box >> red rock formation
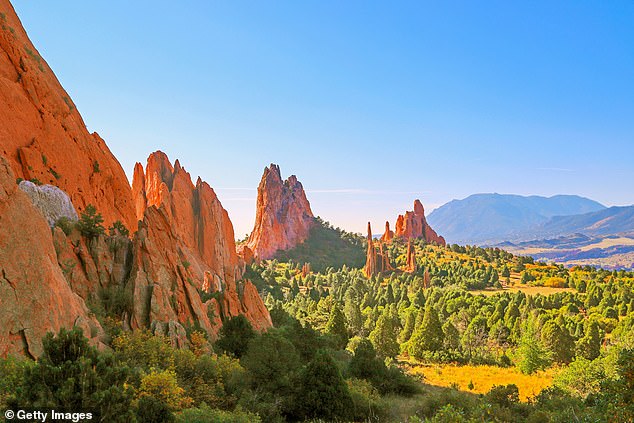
[380,221,393,243]
[301,262,311,277]
[246,164,314,260]
[237,244,255,265]
[0,155,102,357]
[0,0,136,228]
[379,242,394,272]
[364,222,393,277]
[405,240,417,273]
[394,200,446,246]
[131,152,272,335]
[0,2,273,355]
[364,223,377,277]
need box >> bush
[137,369,193,411]
[0,356,34,408]
[136,396,175,423]
[11,328,135,422]
[176,404,260,423]
[55,216,77,235]
[109,220,130,237]
[347,378,383,421]
[214,315,256,358]
[485,384,520,408]
[99,284,133,318]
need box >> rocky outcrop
[0,2,273,356]
[364,223,377,277]
[246,164,315,260]
[380,221,393,243]
[0,0,136,228]
[301,263,311,277]
[18,180,78,226]
[394,200,446,246]
[130,152,272,337]
[405,240,417,273]
[364,223,392,277]
[0,155,102,357]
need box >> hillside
[427,193,605,244]
[526,205,634,239]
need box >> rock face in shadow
[0,156,102,357]
[394,200,446,246]
[0,0,136,228]
[246,164,315,260]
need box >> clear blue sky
[12,0,634,237]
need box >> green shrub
[55,216,77,235]
[78,204,105,238]
[214,315,256,359]
[176,404,260,423]
[108,220,130,237]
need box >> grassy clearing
[406,363,558,401]
[471,284,575,297]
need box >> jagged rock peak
[394,199,446,246]
[246,163,315,260]
[381,220,393,242]
[364,222,393,277]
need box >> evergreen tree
[78,204,105,238]
[325,303,349,349]
[14,328,135,422]
[576,320,602,361]
[295,349,352,421]
[369,307,400,359]
[442,320,461,351]
[518,319,551,374]
[214,315,256,358]
[241,331,300,395]
[541,321,574,364]
[398,308,417,344]
[344,294,364,336]
[409,306,444,359]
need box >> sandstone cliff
[246,164,315,260]
[131,152,272,334]
[394,200,446,246]
[0,1,272,355]
[0,156,102,357]
[0,0,136,228]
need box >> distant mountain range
[427,194,634,269]
[427,193,607,245]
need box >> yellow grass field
[407,363,558,401]
[471,285,575,297]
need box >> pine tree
[398,308,417,344]
[409,306,444,359]
[295,349,352,421]
[576,320,602,360]
[442,320,461,351]
[325,303,349,349]
[541,320,574,364]
[518,318,551,374]
[369,307,400,359]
